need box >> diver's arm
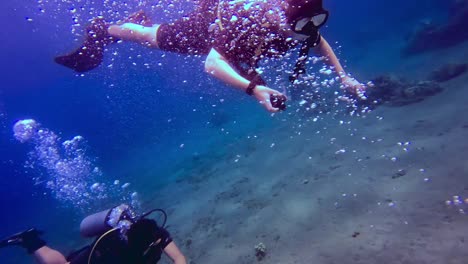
[205,48,283,112]
[163,242,186,264]
[205,48,252,92]
[313,36,366,98]
[312,36,346,78]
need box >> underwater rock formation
[254,242,267,261]
[364,75,443,107]
[428,63,468,82]
[402,0,468,56]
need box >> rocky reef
[428,63,468,82]
[402,0,468,56]
[254,242,267,261]
[364,75,443,107]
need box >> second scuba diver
[0,204,186,264]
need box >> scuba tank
[80,204,136,238]
[80,208,112,237]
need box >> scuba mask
[291,10,329,36]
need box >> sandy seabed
[144,46,468,264]
[9,39,466,264]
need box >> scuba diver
[55,0,366,112]
[0,204,186,264]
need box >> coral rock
[428,63,468,82]
[402,1,468,56]
[364,75,443,107]
[254,242,267,261]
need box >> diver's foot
[55,16,119,72]
[0,228,46,253]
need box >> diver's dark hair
[286,0,325,23]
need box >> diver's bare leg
[108,23,161,48]
[33,246,68,264]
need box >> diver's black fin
[0,228,45,253]
[54,42,105,73]
[55,12,153,72]
[55,18,115,73]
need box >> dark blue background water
[0,0,449,262]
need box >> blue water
[0,0,466,263]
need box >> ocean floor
[141,49,468,263]
[7,32,468,264]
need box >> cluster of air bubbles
[445,195,468,215]
[13,119,39,143]
[13,119,139,210]
[29,0,193,34]
[264,47,374,122]
[397,141,411,152]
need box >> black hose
[139,209,167,228]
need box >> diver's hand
[341,76,367,100]
[253,86,287,112]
